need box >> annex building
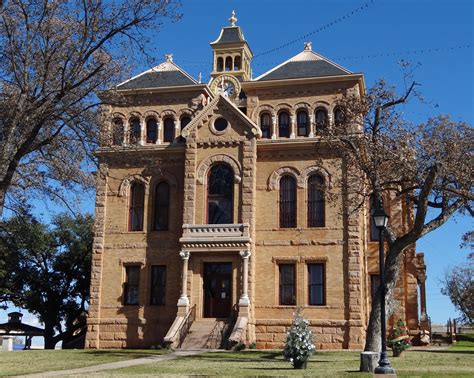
[86,13,429,350]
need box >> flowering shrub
[283,308,315,368]
[388,319,412,353]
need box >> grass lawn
[0,348,169,377]
[97,346,474,377]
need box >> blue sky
[2,0,472,340]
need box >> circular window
[214,117,229,132]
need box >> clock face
[219,80,235,97]
[210,75,240,98]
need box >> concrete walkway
[16,350,205,377]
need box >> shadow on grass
[411,350,474,355]
[81,350,167,359]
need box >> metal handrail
[177,304,196,348]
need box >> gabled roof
[182,94,261,138]
[211,26,246,46]
[254,44,352,81]
[117,56,197,90]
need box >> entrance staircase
[180,318,232,350]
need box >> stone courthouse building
[86,12,429,350]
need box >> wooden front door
[203,262,232,318]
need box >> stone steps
[180,318,228,350]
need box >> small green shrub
[283,308,315,368]
[234,342,246,351]
[248,341,257,349]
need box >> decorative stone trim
[196,154,242,185]
[119,258,146,266]
[267,166,301,190]
[275,103,294,115]
[144,110,160,120]
[149,172,178,189]
[271,256,299,263]
[117,174,150,197]
[128,111,143,120]
[179,108,194,118]
[294,102,312,112]
[299,165,331,188]
[161,109,177,119]
[312,101,330,111]
[209,116,230,136]
[112,112,126,120]
[251,104,275,120]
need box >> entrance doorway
[203,262,232,318]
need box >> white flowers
[283,308,316,367]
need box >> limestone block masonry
[85,12,427,350]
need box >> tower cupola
[210,11,253,82]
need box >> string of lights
[252,0,376,59]
[173,43,472,71]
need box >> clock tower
[209,11,253,99]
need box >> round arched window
[214,117,229,132]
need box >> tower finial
[229,10,237,26]
[165,54,173,63]
[304,42,312,51]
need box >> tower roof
[254,42,352,81]
[117,54,197,90]
[210,11,250,51]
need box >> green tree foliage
[0,211,93,349]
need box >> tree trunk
[0,189,4,217]
[364,244,404,352]
[43,322,57,350]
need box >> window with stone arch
[129,117,141,144]
[260,112,271,139]
[234,55,242,70]
[112,118,124,146]
[207,163,234,224]
[334,106,345,127]
[307,174,325,227]
[278,111,290,138]
[315,108,328,132]
[217,57,224,72]
[129,182,145,231]
[279,175,297,228]
[153,181,170,231]
[225,56,233,71]
[163,117,174,143]
[178,115,191,143]
[296,109,309,137]
[146,118,158,144]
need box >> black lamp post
[373,202,396,375]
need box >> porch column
[239,250,251,306]
[177,251,190,309]
[419,276,427,320]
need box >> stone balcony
[180,223,251,251]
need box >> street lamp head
[373,206,389,229]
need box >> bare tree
[0,0,181,215]
[327,79,474,352]
[441,254,473,325]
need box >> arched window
[129,117,141,144]
[129,182,144,231]
[279,175,296,228]
[217,57,224,72]
[146,118,157,144]
[207,164,234,224]
[315,108,328,132]
[178,116,191,143]
[308,174,325,227]
[225,56,233,71]
[163,117,174,143]
[234,56,242,71]
[153,181,169,231]
[334,107,345,126]
[260,113,271,139]
[278,111,290,138]
[297,110,308,137]
[112,118,124,146]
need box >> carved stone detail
[196,154,242,185]
[117,174,150,197]
[267,167,301,190]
